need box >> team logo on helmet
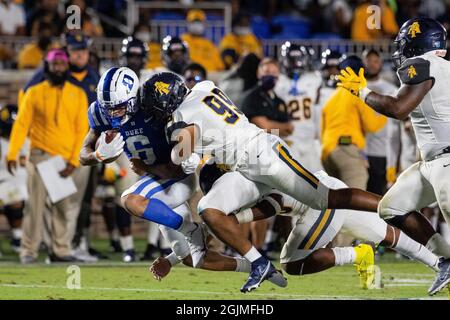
[408,22,421,38]
[407,65,417,79]
[155,81,170,95]
[122,74,135,93]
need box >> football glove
[337,67,372,101]
[94,131,125,162]
[181,153,201,175]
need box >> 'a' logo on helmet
[408,22,421,38]
[155,81,170,95]
[407,65,417,79]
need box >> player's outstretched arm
[365,80,433,120]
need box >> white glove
[181,153,201,175]
[94,132,125,162]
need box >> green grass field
[1,240,449,300]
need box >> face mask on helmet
[100,97,137,129]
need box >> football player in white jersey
[275,42,323,172]
[150,165,444,292]
[140,72,384,293]
[337,17,450,295]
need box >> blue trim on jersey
[133,176,158,195]
[102,67,118,101]
[145,179,180,199]
[87,106,95,128]
[94,102,104,125]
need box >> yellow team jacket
[17,43,44,70]
[181,33,224,72]
[321,88,387,161]
[146,41,163,69]
[219,32,263,58]
[351,2,398,41]
[7,80,89,167]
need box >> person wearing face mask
[6,49,89,264]
[17,22,54,70]
[239,58,293,260]
[362,49,395,196]
[133,23,163,70]
[220,13,263,70]
[181,9,224,72]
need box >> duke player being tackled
[139,71,390,293]
[337,17,450,295]
[78,67,208,267]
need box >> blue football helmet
[392,17,447,69]
[97,67,139,129]
[138,72,188,124]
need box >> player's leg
[4,201,23,253]
[240,134,380,213]
[197,171,286,292]
[116,205,135,262]
[426,156,450,294]
[379,162,450,257]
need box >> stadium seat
[251,16,271,39]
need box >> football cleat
[240,257,287,293]
[186,222,207,268]
[140,244,160,261]
[123,249,137,263]
[354,244,375,289]
[428,257,450,296]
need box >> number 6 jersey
[168,81,263,169]
[88,101,172,165]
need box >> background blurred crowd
[1,0,450,264]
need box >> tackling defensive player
[139,72,383,292]
[337,17,450,295]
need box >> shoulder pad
[397,58,432,85]
[192,80,215,92]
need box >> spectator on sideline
[181,9,224,72]
[351,0,398,41]
[26,0,63,37]
[0,0,26,35]
[133,23,163,70]
[17,22,54,69]
[220,13,263,69]
[6,49,89,264]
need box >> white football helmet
[97,67,139,128]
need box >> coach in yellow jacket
[7,49,88,263]
[321,56,386,189]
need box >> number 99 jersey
[169,81,263,169]
[88,101,172,165]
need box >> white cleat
[186,222,207,268]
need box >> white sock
[159,232,171,250]
[177,219,197,236]
[235,257,251,273]
[166,252,182,266]
[147,222,160,246]
[426,233,450,258]
[440,222,450,244]
[332,247,356,266]
[120,235,134,251]
[12,228,22,239]
[244,246,262,262]
[235,208,254,224]
[394,232,440,271]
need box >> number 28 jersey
[169,81,263,169]
[88,101,171,165]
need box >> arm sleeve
[6,88,34,161]
[70,92,90,167]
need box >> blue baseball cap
[63,33,91,50]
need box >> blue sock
[141,199,183,230]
